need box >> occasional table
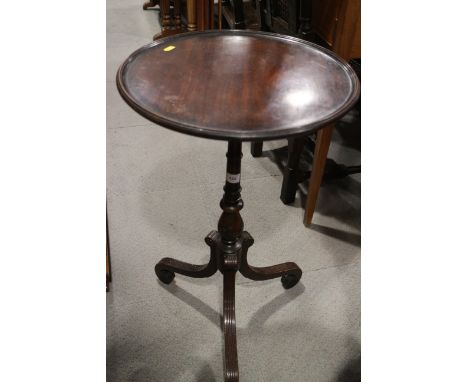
[116,30,360,381]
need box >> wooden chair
[302,0,360,225]
[143,0,160,10]
[221,0,260,30]
[251,0,360,225]
[144,0,220,39]
[256,0,312,38]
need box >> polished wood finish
[251,0,361,224]
[303,125,334,225]
[154,142,301,381]
[310,0,340,46]
[239,232,302,287]
[117,31,360,141]
[332,0,361,61]
[219,0,223,29]
[144,0,217,36]
[152,0,185,40]
[117,31,358,381]
[161,0,171,28]
[197,0,206,31]
[311,0,361,61]
[187,0,197,31]
[223,270,238,381]
[301,0,360,223]
[193,0,218,32]
[298,0,360,224]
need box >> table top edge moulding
[116,30,360,141]
[115,29,361,382]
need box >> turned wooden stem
[153,140,301,381]
[217,141,243,381]
[218,141,244,245]
[161,0,171,29]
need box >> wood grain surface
[117,30,360,141]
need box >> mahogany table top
[117,30,360,141]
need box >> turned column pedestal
[116,30,360,381]
[155,141,301,381]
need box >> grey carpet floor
[106,1,361,381]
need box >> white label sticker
[226,173,241,184]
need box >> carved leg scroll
[154,140,302,381]
[155,231,219,284]
[239,232,302,289]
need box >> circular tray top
[117,30,360,141]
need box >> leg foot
[239,232,302,288]
[223,270,239,382]
[155,231,219,283]
[155,268,175,284]
[303,125,334,225]
[281,273,301,289]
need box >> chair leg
[187,0,197,31]
[303,125,334,226]
[160,0,171,29]
[250,141,263,157]
[280,137,306,204]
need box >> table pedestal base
[154,141,302,381]
[155,231,301,381]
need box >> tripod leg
[239,232,302,289]
[155,231,219,284]
[223,270,239,382]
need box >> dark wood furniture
[116,30,359,381]
[252,0,361,225]
[144,0,219,38]
[256,0,312,39]
[222,0,261,30]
